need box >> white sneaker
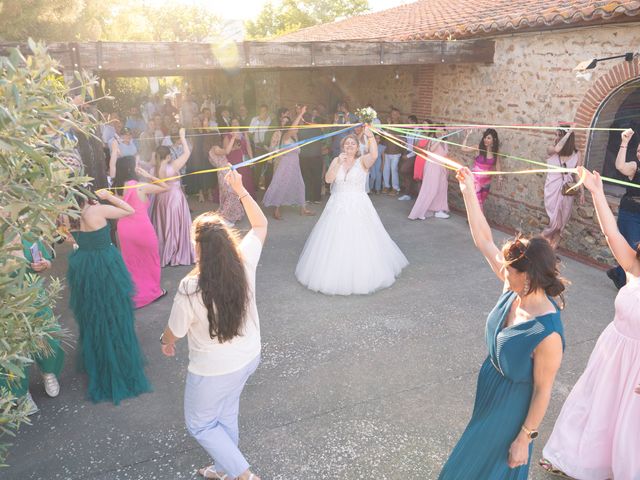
[22,391,39,416]
[42,373,60,398]
[435,211,450,219]
[398,195,412,201]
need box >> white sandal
[197,466,227,479]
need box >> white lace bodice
[332,157,368,194]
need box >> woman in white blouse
[161,169,267,480]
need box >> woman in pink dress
[542,128,584,248]
[114,156,168,308]
[223,118,255,198]
[462,128,501,211]
[540,167,640,480]
[263,106,315,220]
[151,128,195,267]
[408,126,450,220]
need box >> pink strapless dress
[119,181,164,308]
[542,277,640,480]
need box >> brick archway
[573,57,640,151]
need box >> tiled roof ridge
[402,1,640,40]
[274,1,640,43]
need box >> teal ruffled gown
[68,224,152,405]
[438,291,564,479]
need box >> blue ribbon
[230,124,357,170]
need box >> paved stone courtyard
[4,195,617,479]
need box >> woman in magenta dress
[114,155,168,308]
[542,127,584,248]
[462,128,501,211]
[151,127,195,267]
[223,118,255,197]
[263,106,315,220]
[409,126,450,220]
[540,167,640,480]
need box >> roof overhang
[0,39,494,77]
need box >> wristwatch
[521,425,539,440]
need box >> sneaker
[435,211,450,219]
[42,373,60,398]
[381,188,390,194]
[22,391,39,416]
[398,195,412,201]
[389,190,399,196]
[606,267,625,290]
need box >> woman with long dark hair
[161,169,267,480]
[67,188,151,404]
[114,155,168,308]
[438,166,566,479]
[151,127,194,267]
[540,167,640,480]
[462,128,501,211]
[542,127,583,248]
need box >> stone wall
[429,23,640,264]
[258,66,419,120]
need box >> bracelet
[620,146,628,149]
[239,193,249,201]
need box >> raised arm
[92,189,135,220]
[244,132,253,158]
[547,129,573,156]
[461,129,477,154]
[223,132,238,155]
[169,128,190,172]
[283,106,306,142]
[615,128,637,179]
[456,167,504,281]
[226,169,268,243]
[579,166,640,275]
[269,130,282,151]
[136,166,169,195]
[360,125,379,169]
[109,138,119,178]
[325,156,343,184]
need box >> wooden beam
[0,39,494,76]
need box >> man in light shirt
[250,105,272,189]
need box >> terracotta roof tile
[275,0,640,42]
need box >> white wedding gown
[295,157,409,295]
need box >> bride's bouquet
[355,106,377,125]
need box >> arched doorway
[585,78,640,195]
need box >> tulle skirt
[542,322,640,479]
[295,191,408,295]
[68,236,152,404]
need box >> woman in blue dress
[438,167,567,480]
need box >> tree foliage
[0,0,225,42]
[0,40,94,465]
[245,0,370,39]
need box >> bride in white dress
[295,126,409,295]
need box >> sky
[153,0,415,21]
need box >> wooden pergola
[1,40,495,76]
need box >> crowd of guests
[6,87,640,479]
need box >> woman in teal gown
[438,167,566,479]
[67,189,152,405]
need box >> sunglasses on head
[505,237,528,265]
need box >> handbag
[560,162,579,196]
